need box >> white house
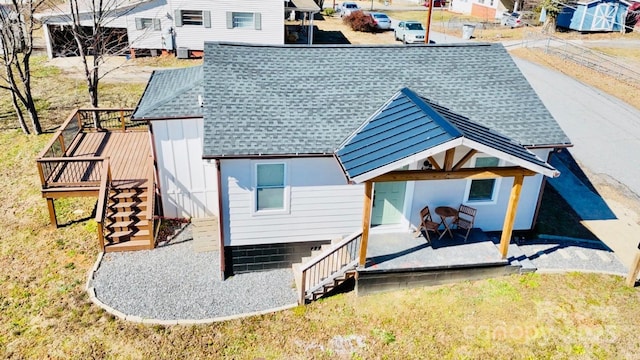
[35,0,314,58]
[131,42,571,277]
[450,0,514,19]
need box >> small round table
[435,206,458,239]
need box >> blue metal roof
[336,88,461,179]
[336,88,557,181]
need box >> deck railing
[299,230,363,304]
[94,158,112,249]
[37,108,140,189]
[37,157,105,188]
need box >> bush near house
[343,10,377,32]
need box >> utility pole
[425,0,434,43]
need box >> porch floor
[361,229,509,273]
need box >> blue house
[557,0,631,32]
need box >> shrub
[323,8,336,16]
[343,10,376,32]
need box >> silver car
[369,12,392,30]
[394,21,426,44]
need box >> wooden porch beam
[427,156,441,171]
[443,148,455,171]
[371,167,537,182]
[499,175,524,258]
[626,251,640,287]
[358,181,373,266]
[452,149,477,171]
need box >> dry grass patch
[510,47,640,110]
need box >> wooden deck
[66,131,151,188]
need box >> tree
[0,0,44,134]
[540,0,561,33]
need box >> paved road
[514,58,640,198]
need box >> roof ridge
[135,66,203,118]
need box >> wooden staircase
[103,186,154,252]
[292,231,363,304]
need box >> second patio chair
[453,204,477,241]
[417,206,441,243]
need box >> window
[226,12,262,29]
[256,163,286,211]
[467,157,500,202]
[135,17,161,31]
[175,10,211,27]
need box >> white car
[339,2,360,17]
[394,21,426,44]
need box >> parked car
[394,21,426,44]
[369,12,392,30]
[500,11,537,28]
[339,2,360,17]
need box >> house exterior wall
[125,0,172,50]
[220,157,363,247]
[151,118,218,218]
[410,148,552,231]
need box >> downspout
[308,11,318,45]
[215,159,226,280]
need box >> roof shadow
[547,149,616,221]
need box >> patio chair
[453,204,477,241]
[416,206,441,243]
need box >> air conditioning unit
[176,47,189,59]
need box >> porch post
[358,181,373,266]
[46,198,58,228]
[626,250,640,287]
[499,175,524,258]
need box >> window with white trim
[466,157,500,202]
[226,12,262,29]
[135,17,161,31]
[256,163,286,211]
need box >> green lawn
[1,41,639,360]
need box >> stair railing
[94,158,112,250]
[299,230,363,304]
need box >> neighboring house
[450,0,515,19]
[557,0,631,32]
[132,43,571,277]
[35,0,316,59]
[0,0,23,52]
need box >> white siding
[221,158,363,246]
[450,0,474,16]
[168,0,284,50]
[410,148,552,231]
[152,118,218,218]
[125,0,172,50]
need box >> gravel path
[91,224,297,321]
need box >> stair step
[111,191,148,200]
[107,210,146,220]
[108,220,133,229]
[104,239,152,252]
[112,201,147,209]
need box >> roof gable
[202,43,570,158]
[132,65,204,120]
[336,88,558,182]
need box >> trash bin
[462,24,475,40]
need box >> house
[450,0,516,19]
[35,0,318,59]
[0,0,23,52]
[556,0,631,32]
[131,43,571,280]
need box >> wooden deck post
[626,251,640,287]
[120,110,125,131]
[358,181,373,266]
[499,175,524,258]
[46,198,58,228]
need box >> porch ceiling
[335,88,559,183]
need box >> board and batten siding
[220,158,363,247]
[410,148,552,231]
[168,0,283,50]
[152,118,218,218]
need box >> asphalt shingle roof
[132,65,203,120]
[198,43,570,157]
[336,88,555,180]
